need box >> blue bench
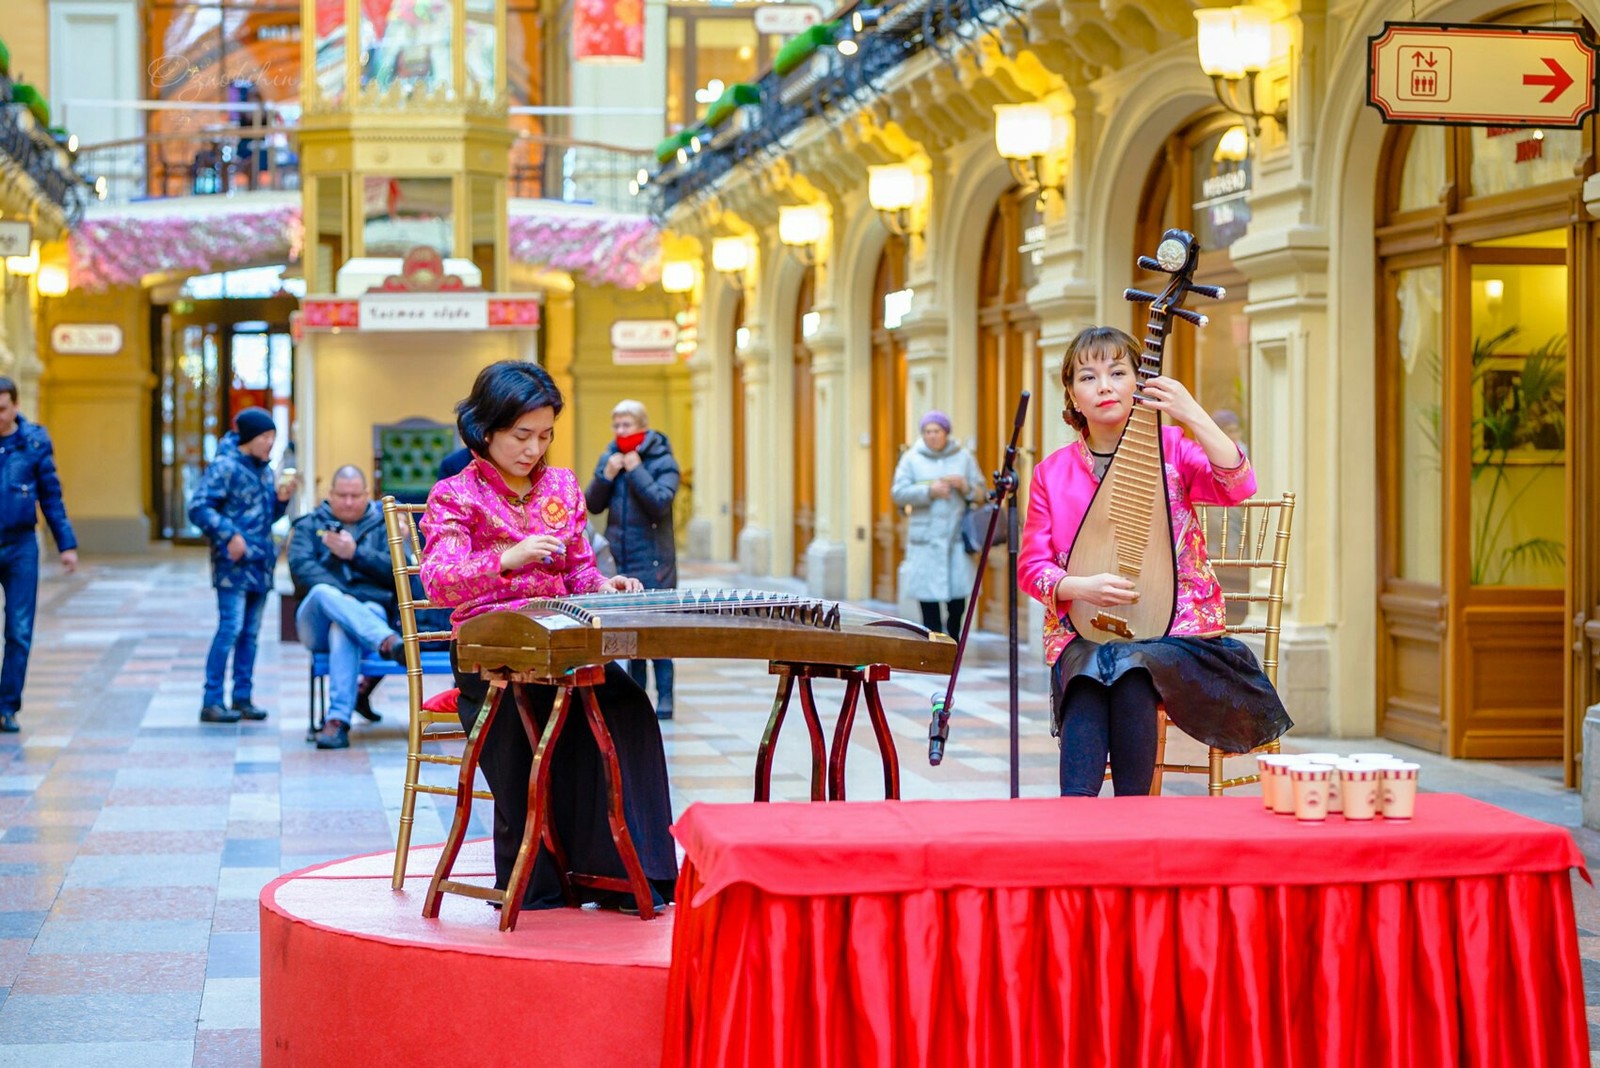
[307,649,454,738]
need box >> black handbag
[961,502,997,554]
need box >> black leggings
[919,599,967,637]
[1057,670,1161,797]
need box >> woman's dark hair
[456,361,564,455]
[1059,326,1140,436]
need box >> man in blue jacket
[0,378,77,733]
[188,408,296,724]
[586,399,680,718]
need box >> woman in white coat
[891,411,986,635]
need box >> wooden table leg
[755,670,795,802]
[424,679,503,920]
[500,683,576,932]
[795,677,827,801]
[862,679,901,800]
[577,684,656,920]
[827,674,864,801]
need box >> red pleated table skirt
[662,795,1588,1068]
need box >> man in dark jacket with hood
[0,377,77,733]
[586,399,680,718]
[188,408,295,724]
[288,465,404,750]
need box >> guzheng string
[527,588,850,630]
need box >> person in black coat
[585,399,680,718]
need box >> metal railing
[74,124,652,215]
[652,0,1027,213]
[0,77,92,224]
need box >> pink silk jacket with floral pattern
[1018,425,1256,666]
[421,457,607,630]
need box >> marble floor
[0,548,1595,1065]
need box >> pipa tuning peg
[1136,256,1165,272]
[1124,288,1159,303]
[1173,308,1208,327]
[1187,283,1226,301]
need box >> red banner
[573,0,645,63]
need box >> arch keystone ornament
[1367,22,1598,129]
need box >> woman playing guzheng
[1019,327,1291,797]
[421,360,677,910]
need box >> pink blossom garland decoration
[70,205,301,292]
[506,212,661,290]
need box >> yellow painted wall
[305,330,534,498]
[38,285,154,551]
[5,1,50,88]
[566,284,692,491]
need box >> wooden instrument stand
[755,662,900,802]
[423,663,657,931]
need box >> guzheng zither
[455,587,958,677]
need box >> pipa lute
[1063,228,1222,643]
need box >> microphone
[928,693,951,765]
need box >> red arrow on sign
[1524,56,1575,103]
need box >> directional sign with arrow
[1369,22,1597,128]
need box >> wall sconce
[4,241,39,277]
[711,236,753,279]
[1194,6,1287,137]
[994,102,1068,209]
[661,259,699,296]
[36,264,69,298]
[778,204,826,266]
[868,163,923,237]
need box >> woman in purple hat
[891,410,985,636]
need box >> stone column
[803,312,849,599]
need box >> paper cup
[1261,756,1299,814]
[1336,761,1382,821]
[1380,762,1420,820]
[1255,753,1280,810]
[1295,753,1344,812]
[1347,752,1398,764]
[1288,763,1335,823]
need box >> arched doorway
[730,294,746,549]
[975,187,1041,628]
[1374,4,1595,772]
[869,237,907,603]
[1134,111,1253,448]
[792,268,816,578]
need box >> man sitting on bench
[289,465,405,750]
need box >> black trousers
[1056,669,1161,797]
[450,649,678,908]
[919,598,967,637]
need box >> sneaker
[0,711,17,733]
[378,634,406,665]
[655,700,673,721]
[354,676,383,723]
[315,720,350,750]
[200,704,242,724]
[231,700,270,721]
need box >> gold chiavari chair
[381,495,489,889]
[1149,491,1297,795]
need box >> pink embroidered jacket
[1018,425,1256,666]
[421,457,607,629]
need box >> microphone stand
[928,390,1030,798]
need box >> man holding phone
[288,465,405,749]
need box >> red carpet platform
[260,839,674,1067]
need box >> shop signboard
[612,319,678,365]
[1368,22,1598,128]
[754,5,823,36]
[51,324,124,355]
[0,221,31,259]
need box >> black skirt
[1051,635,1292,753]
[451,649,678,909]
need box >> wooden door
[974,191,1038,629]
[869,238,907,604]
[792,269,816,578]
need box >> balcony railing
[74,125,652,215]
[651,0,1027,213]
[0,76,92,225]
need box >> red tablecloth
[663,795,1589,1068]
